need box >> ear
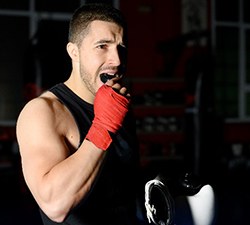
[66,42,79,62]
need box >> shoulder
[16,91,66,140]
[17,91,60,124]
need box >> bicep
[16,100,69,193]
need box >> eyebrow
[94,39,113,45]
[94,39,126,48]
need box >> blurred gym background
[0,0,250,224]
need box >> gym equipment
[145,173,215,225]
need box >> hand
[93,84,130,133]
[86,83,130,150]
[105,76,131,98]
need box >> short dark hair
[68,3,127,46]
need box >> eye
[97,44,107,49]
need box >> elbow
[40,201,70,223]
[36,186,74,222]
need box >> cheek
[81,51,103,72]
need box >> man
[16,4,141,225]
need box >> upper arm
[16,97,69,195]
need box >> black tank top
[39,83,139,225]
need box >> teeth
[106,73,121,77]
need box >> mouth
[100,73,123,83]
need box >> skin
[16,20,129,223]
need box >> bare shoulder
[17,92,61,137]
[16,91,71,159]
[17,91,62,125]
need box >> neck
[64,74,95,104]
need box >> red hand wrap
[86,85,130,150]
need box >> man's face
[78,20,126,96]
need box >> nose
[108,47,121,66]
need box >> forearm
[34,140,106,222]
